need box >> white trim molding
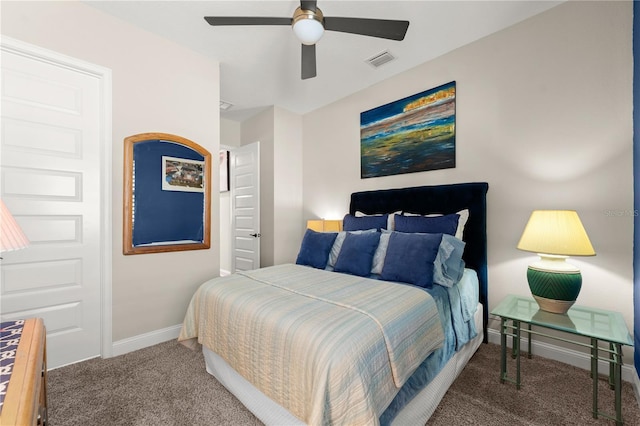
[113,324,636,382]
[112,324,182,357]
[107,322,640,411]
[1,35,113,362]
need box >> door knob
[250,233,261,238]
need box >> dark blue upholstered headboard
[349,182,489,342]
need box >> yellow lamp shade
[306,219,342,232]
[517,210,595,256]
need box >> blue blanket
[380,269,478,424]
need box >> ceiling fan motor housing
[292,6,325,45]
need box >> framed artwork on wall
[162,156,205,193]
[123,132,211,255]
[219,150,230,192]
[360,81,456,179]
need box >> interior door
[231,142,260,272]
[0,39,107,368]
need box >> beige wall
[1,1,221,341]
[2,0,632,358]
[241,108,276,266]
[240,107,304,267]
[273,107,304,264]
[220,118,241,274]
[302,0,634,341]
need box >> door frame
[219,144,234,276]
[1,36,114,359]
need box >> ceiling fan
[204,0,409,80]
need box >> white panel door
[1,40,106,368]
[231,142,260,272]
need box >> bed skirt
[202,303,484,425]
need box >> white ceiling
[86,1,562,121]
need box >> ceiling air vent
[366,50,395,68]
[220,100,234,111]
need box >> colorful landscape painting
[360,81,456,179]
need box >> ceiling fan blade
[204,16,292,26]
[301,44,317,80]
[300,1,317,12]
[324,17,409,41]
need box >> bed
[179,182,489,425]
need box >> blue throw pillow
[334,232,381,277]
[327,229,378,268]
[343,213,388,231]
[394,213,459,236]
[380,232,443,287]
[295,229,338,269]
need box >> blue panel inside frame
[133,140,205,246]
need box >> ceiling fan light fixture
[292,6,324,45]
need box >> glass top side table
[491,294,633,425]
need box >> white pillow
[403,209,469,240]
[355,210,402,230]
[371,230,392,275]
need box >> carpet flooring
[47,340,640,425]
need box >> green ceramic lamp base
[526,255,582,314]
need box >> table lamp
[306,219,342,232]
[517,210,595,314]
[1,199,29,253]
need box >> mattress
[201,269,482,425]
[180,264,446,425]
[203,305,483,425]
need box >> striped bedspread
[179,264,444,425]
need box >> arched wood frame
[123,132,211,255]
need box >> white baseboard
[220,269,231,277]
[111,324,182,357]
[486,328,636,384]
[109,322,640,407]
